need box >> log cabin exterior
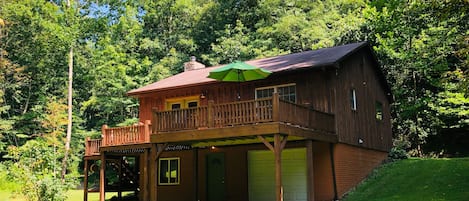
[83,42,393,201]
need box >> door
[207,152,226,201]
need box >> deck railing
[85,94,336,155]
[153,93,335,133]
[85,137,102,156]
[102,120,151,147]
[278,99,335,133]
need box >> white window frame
[255,83,296,103]
[375,101,383,121]
[158,157,180,185]
[350,89,357,111]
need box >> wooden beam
[280,135,288,151]
[149,144,157,201]
[100,143,152,152]
[143,149,149,201]
[274,134,283,201]
[152,123,280,143]
[99,152,106,201]
[83,159,89,201]
[156,143,168,159]
[258,136,274,152]
[151,122,337,144]
[278,124,337,143]
[118,157,122,200]
[306,140,315,201]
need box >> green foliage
[340,0,469,156]
[344,158,469,201]
[5,139,70,201]
[0,2,467,198]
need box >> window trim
[165,96,199,110]
[255,83,296,103]
[158,157,180,185]
[350,89,357,111]
[375,101,383,121]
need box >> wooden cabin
[83,42,393,201]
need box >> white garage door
[248,148,307,201]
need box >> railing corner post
[272,92,280,122]
[208,100,214,128]
[144,120,151,142]
[101,124,108,146]
[85,137,90,156]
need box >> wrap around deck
[84,94,336,156]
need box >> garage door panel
[248,148,307,201]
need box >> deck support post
[142,149,149,201]
[150,144,157,201]
[83,159,89,201]
[306,140,315,201]
[99,152,106,201]
[274,134,286,201]
[118,157,122,200]
[259,134,287,201]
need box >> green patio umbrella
[208,61,272,100]
[208,61,272,82]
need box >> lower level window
[159,157,180,185]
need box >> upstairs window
[159,157,180,185]
[375,101,383,120]
[255,84,296,103]
[350,89,357,111]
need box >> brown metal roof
[128,42,369,96]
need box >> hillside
[343,158,469,201]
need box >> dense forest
[0,0,467,199]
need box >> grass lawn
[0,190,131,201]
[343,157,469,201]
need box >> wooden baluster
[208,100,214,128]
[152,107,158,134]
[272,93,279,122]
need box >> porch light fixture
[200,90,207,99]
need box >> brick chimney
[184,56,205,71]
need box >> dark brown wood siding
[332,49,392,151]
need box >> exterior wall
[311,142,335,201]
[154,141,336,201]
[157,150,196,201]
[333,49,392,151]
[138,69,334,122]
[333,143,388,198]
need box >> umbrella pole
[237,70,241,101]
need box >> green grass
[343,157,469,201]
[0,190,131,201]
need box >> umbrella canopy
[207,61,272,82]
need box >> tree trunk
[62,45,73,182]
[61,0,74,182]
